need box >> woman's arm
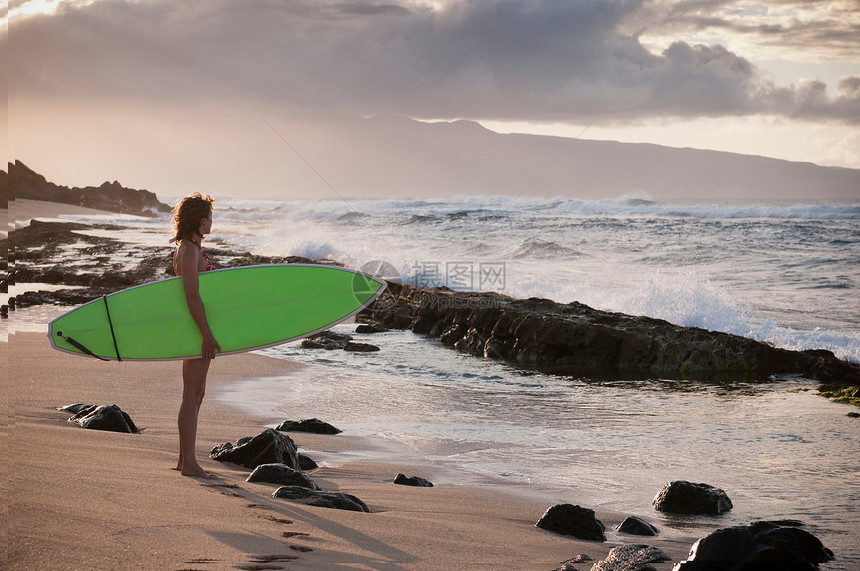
[179,245,221,359]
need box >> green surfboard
[48,264,387,361]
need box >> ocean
[9,196,860,567]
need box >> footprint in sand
[281,531,308,538]
[235,553,299,570]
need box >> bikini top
[192,241,216,272]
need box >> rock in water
[210,428,300,470]
[246,464,319,489]
[393,473,434,487]
[355,322,388,334]
[69,404,138,433]
[675,521,834,570]
[276,418,342,434]
[343,341,380,352]
[358,281,860,383]
[535,504,606,541]
[301,331,352,350]
[592,544,670,571]
[652,481,733,515]
[616,515,659,536]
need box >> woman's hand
[202,331,221,360]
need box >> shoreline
[2,199,697,568]
[4,331,696,570]
[6,198,851,568]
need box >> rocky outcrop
[591,544,671,571]
[359,281,860,383]
[68,404,139,433]
[535,504,606,541]
[675,521,834,570]
[2,220,332,314]
[652,481,733,515]
[7,161,171,217]
[210,428,300,470]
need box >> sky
[4,0,860,198]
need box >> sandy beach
[3,332,696,570]
[3,199,697,569]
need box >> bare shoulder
[174,241,200,276]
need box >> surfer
[171,192,221,478]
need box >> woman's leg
[178,358,211,477]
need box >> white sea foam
[206,195,860,363]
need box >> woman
[171,193,220,477]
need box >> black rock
[535,504,606,541]
[652,481,733,515]
[297,453,318,471]
[210,428,300,470]
[276,418,342,435]
[69,404,138,433]
[675,521,834,570]
[343,341,380,352]
[272,486,370,512]
[616,515,659,536]
[847,411,859,418]
[246,464,319,489]
[592,544,671,571]
[355,322,388,334]
[393,473,434,487]
[57,403,94,414]
[357,281,860,383]
[301,331,353,350]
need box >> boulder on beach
[297,453,318,471]
[615,515,659,536]
[675,521,834,570]
[652,481,733,515]
[210,428,300,470]
[246,464,319,489]
[535,504,606,541]
[272,485,370,512]
[591,544,671,571]
[276,418,342,435]
[393,473,434,487]
[68,404,138,433]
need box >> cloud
[6,0,860,125]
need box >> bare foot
[180,465,212,478]
[174,456,183,471]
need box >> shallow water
[216,324,859,569]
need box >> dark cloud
[6,0,859,124]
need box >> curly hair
[171,193,214,242]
